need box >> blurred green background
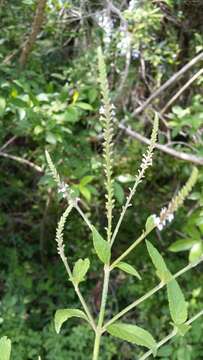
[0,0,203,358]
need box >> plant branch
[103,256,203,331]
[111,229,151,269]
[139,309,203,360]
[133,52,203,115]
[57,204,96,332]
[111,116,158,246]
[119,123,203,166]
[161,68,203,114]
[0,151,43,173]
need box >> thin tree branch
[0,151,43,173]
[161,68,203,114]
[133,52,203,115]
[0,136,17,151]
[119,123,203,166]
[19,0,47,67]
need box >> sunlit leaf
[169,238,198,253]
[189,242,203,263]
[146,241,172,283]
[0,336,11,360]
[92,226,111,264]
[145,215,156,232]
[115,262,141,280]
[72,258,90,285]
[54,309,87,334]
[107,323,157,355]
[0,97,6,116]
[167,279,188,325]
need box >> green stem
[103,256,203,331]
[75,203,93,231]
[92,265,110,360]
[110,229,152,269]
[59,240,96,332]
[139,309,203,360]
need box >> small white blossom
[58,182,69,198]
[111,104,116,117]
[167,213,174,223]
[99,106,105,115]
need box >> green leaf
[174,323,191,337]
[146,241,172,283]
[76,102,93,111]
[92,226,111,264]
[79,186,91,202]
[80,176,94,187]
[0,336,11,360]
[72,258,90,285]
[115,262,141,280]
[167,279,188,325]
[0,97,6,116]
[54,309,88,334]
[114,182,124,204]
[145,215,156,232]
[189,242,203,263]
[46,132,57,144]
[107,323,157,355]
[169,238,198,253]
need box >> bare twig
[119,123,203,166]
[161,68,203,114]
[133,52,203,115]
[0,151,43,173]
[0,136,17,151]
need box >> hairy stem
[139,309,203,360]
[103,256,203,331]
[92,266,110,360]
[110,228,154,269]
[75,203,93,231]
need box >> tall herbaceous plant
[44,48,202,360]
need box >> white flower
[99,106,105,115]
[111,104,116,117]
[167,213,174,223]
[58,182,69,198]
[152,214,165,231]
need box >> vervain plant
[42,48,203,360]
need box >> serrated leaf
[107,323,157,355]
[146,241,172,283]
[54,309,88,334]
[189,242,203,263]
[167,279,188,325]
[115,262,141,280]
[92,226,111,264]
[169,238,198,253]
[0,336,11,360]
[72,258,90,285]
[145,215,156,232]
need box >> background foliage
[0,0,203,358]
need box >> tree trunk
[19,0,47,67]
